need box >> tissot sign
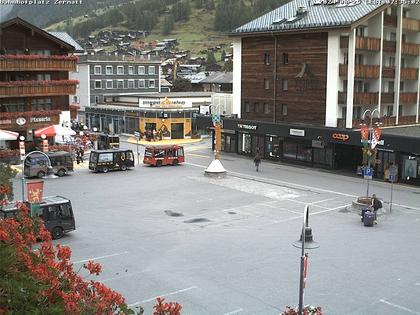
[237,123,257,130]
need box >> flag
[371,128,382,149]
[360,125,369,141]
[27,181,44,204]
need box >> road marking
[100,269,149,283]
[310,197,339,204]
[223,308,244,315]
[263,203,302,215]
[72,251,129,264]
[188,153,210,158]
[128,286,197,307]
[379,299,420,315]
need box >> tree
[220,50,226,61]
[0,164,17,202]
[172,77,192,91]
[223,59,233,72]
[206,51,217,70]
[162,14,174,35]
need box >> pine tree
[162,14,174,35]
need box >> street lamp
[21,151,56,201]
[292,205,319,315]
[361,109,381,197]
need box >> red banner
[360,126,369,141]
[27,181,44,204]
[371,128,382,149]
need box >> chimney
[297,6,307,15]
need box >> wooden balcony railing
[384,15,397,28]
[0,55,77,72]
[382,67,395,78]
[340,36,349,49]
[338,92,379,105]
[400,92,417,104]
[355,36,381,51]
[339,115,418,129]
[402,17,420,32]
[383,40,396,53]
[381,92,394,104]
[402,42,419,56]
[339,64,380,78]
[0,80,77,98]
[401,68,418,80]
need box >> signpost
[389,165,398,213]
[134,131,141,166]
[363,167,373,198]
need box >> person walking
[254,151,261,172]
[371,194,382,224]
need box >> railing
[383,40,396,53]
[402,17,420,32]
[340,36,349,49]
[399,92,417,104]
[0,55,77,71]
[382,67,395,78]
[339,64,380,78]
[381,92,394,104]
[401,68,418,80]
[402,42,419,56]
[355,36,381,51]
[384,15,397,28]
[0,80,77,98]
[338,115,419,128]
[338,92,379,105]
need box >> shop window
[403,157,418,179]
[283,142,297,159]
[264,53,270,65]
[264,79,269,90]
[296,144,312,162]
[255,102,259,112]
[282,79,288,91]
[283,53,288,65]
[245,102,250,113]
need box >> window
[245,102,250,112]
[353,106,362,119]
[343,53,348,65]
[148,66,155,75]
[149,79,155,89]
[390,32,397,41]
[138,66,145,75]
[281,104,288,116]
[401,58,406,68]
[95,96,100,103]
[343,80,348,92]
[36,73,51,81]
[94,65,101,75]
[282,79,288,91]
[73,96,79,103]
[255,102,260,113]
[117,66,124,75]
[400,81,404,92]
[283,53,288,65]
[388,81,394,92]
[399,105,403,116]
[106,66,113,75]
[106,80,113,89]
[117,80,124,89]
[356,26,365,37]
[94,80,102,89]
[264,103,270,114]
[389,56,395,67]
[402,34,407,43]
[355,54,364,65]
[264,79,269,90]
[138,79,145,88]
[98,153,113,162]
[128,80,134,89]
[387,105,393,116]
[264,53,270,65]
[128,66,134,75]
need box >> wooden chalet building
[0,17,82,146]
[198,1,420,185]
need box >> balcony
[399,92,417,104]
[0,80,78,98]
[338,115,419,128]
[402,42,419,56]
[384,15,397,28]
[401,68,418,80]
[0,55,77,72]
[338,92,379,105]
[340,36,382,51]
[339,64,380,78]
[381,92,394,104]
[402,17,420,32]
[382,67,395,78]
[383,40,396,53]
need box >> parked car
[0,196,76,239]
[24,151,73,178]
[89,149,134,173]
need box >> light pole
[292,205,319,315]
[361,109,381,197]
[21,151,55,201]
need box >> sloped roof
[200,72,233,84]
[49,32,84,52]
[232,0,386,35]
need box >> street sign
[389,165,398,176]
[134,131,140,138]
[363,167,373,180]
[389,174,396,182]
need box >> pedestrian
[371,194,382,224]
[254,151,261,172]
[79,147,85,163]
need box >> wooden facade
[0,18,76,134]
[241,32,328,125]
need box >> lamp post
[19,136,26,201]
[293,205,319,315]
[21,151,55,201]
[361,109,381,197]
